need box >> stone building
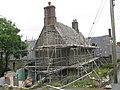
[89,35,120,59]
[9,2,109,86]
[88,35,111,57]
[34,2,98,67]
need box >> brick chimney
[117,42,120,46]
[72,19,79,33]
[44,2,57,26]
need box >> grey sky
[0,0,120,42]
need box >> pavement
[109,68,120,90]
[111,83,120,90]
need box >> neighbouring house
[23,40,36,60]
[9,40,36,70]
[88,35,111,57]
[116,45,120,59]
[89,35,120,59]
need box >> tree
[0,17,27,72]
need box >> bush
[101,63,113,69]
[37,82,44,87]
[117,58,120,62]
[9,86,13,90]
[68,78,99,88]
[43,86,49,90]
[96,69,109,77]
[0,67,4,77]
[0,60,4,77]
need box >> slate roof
[55,22,87,46]
[35,22,96,49]
[27,40,36,51]
[10,40,36,60]
[22,40,36,60]
[89,35,110,57]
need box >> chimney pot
[108,29,112,37]
[72,19,79,33]
[44,2,57,26]
[48,2,51,6]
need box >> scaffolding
[9,39,111,89]
[27,44,100,79]
[9,23,111,89]
[23,45,107,88]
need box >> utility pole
[110,0,118,83]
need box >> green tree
[0,17,27,72]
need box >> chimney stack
[108,29,112,37]
[44,2,57,26]
[117,42,120,46]
[72,19,79,33]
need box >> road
[110,68,120,90]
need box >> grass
[42,86,49,90]
[30,82,49,90]
[95,63,113,79]
[100,63,113,69]
[30,63,113,90]
[66,63,113,89]
[36,82,44,87]
[20,88,32,90]
[49,82,63,87]
[96,68,109,78]
[67,78,99,88]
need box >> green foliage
[68,79,98,88]
[14,41,28,59]
[0,17,27,70]
[117,58,120,62]
[37,82,44,87]
[20,88,31,90]
[0,60,4,77]
[62,76,76,85]
[50,82,63,87]
[0,18,27,56]
[70,80,89,87]
[43,86,49,90]
[8,86,13,90]
[96,69,109,77]
[0,18,27,58]
[31,82,44,89]
[100,63,113,69]
[95,64,113,78]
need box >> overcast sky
[0,0,120,42]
